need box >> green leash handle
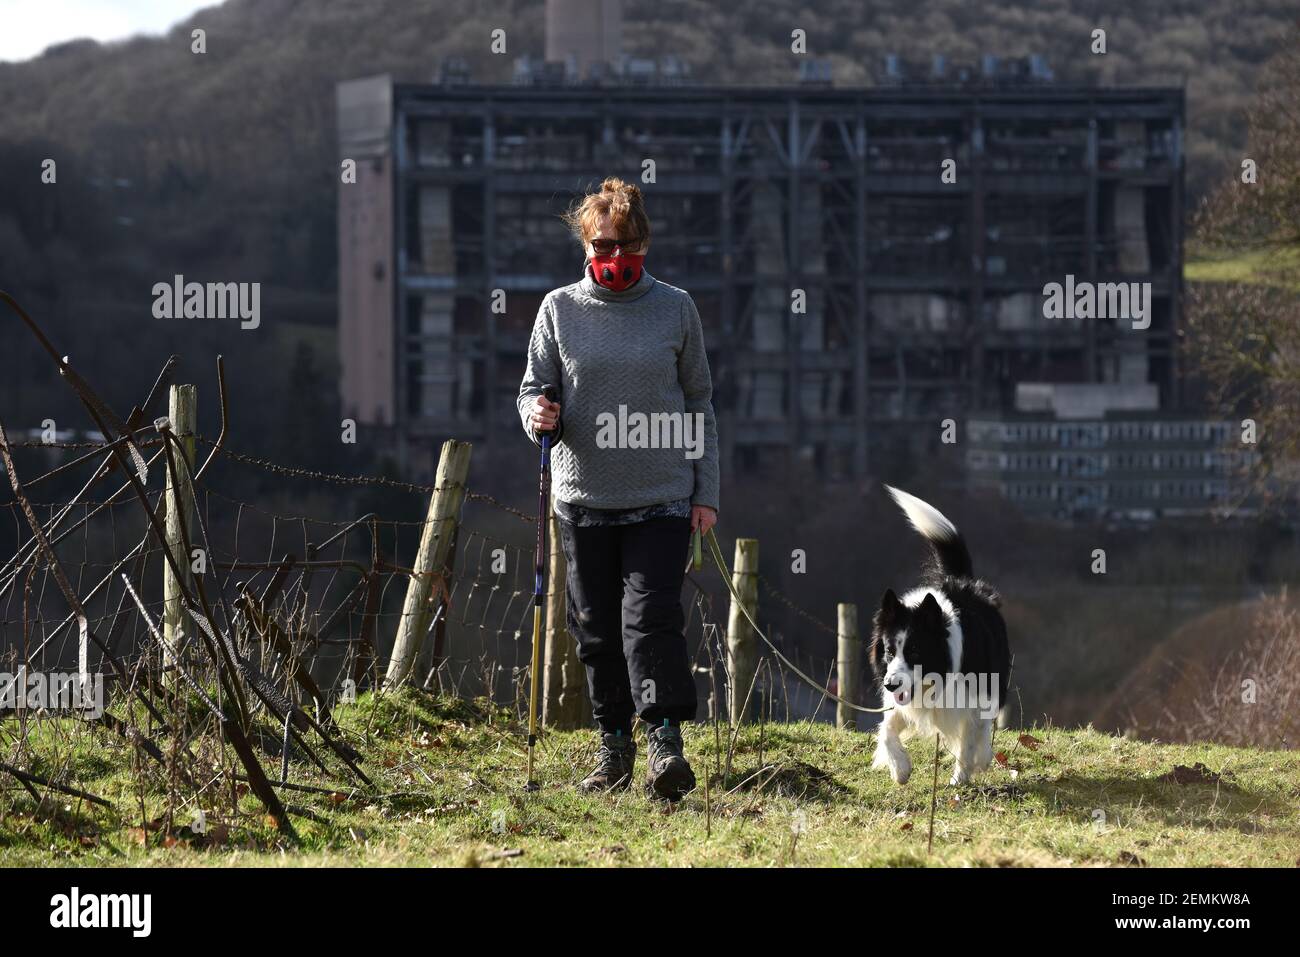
[692,527,703,571]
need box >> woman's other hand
[691,505,717,535]
[529,394,561,433]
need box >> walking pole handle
[534,384,563,445]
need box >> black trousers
[557,515,698,734]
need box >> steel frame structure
[338,80,1184,479]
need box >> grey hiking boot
[645,721,696,801]
[578,731,636,793]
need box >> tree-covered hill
[0,0,1293,458]
[1,0,1293,289]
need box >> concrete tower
[545,0,623,78]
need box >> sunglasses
[589,237,643,255]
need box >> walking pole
[526,384,559,791]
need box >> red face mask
[590,251,645,292]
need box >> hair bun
[562,176,652,249]
[600,176,640,200]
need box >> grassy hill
[3,689,1297,867]
[1186,246,1300,288]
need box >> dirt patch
[1157,762,1230,785]
[730,759,847,801]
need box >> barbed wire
[2,449,843,695]
[194,435,538,523]
[2,438,167,450]
[2,416,844,727]
[195,436,439,494]
[757,572,838,636]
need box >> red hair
[561,177,651,247]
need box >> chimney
[546,0,623,80]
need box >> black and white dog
[869,486,1011,786]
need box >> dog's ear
[874,589,901,629]
[867,622,886,675]
[916,592,945,628]
[869,590,900,675]
[868,629,885,675]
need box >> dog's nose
[884,678,902,692]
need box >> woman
[517,177,719,801]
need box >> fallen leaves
[124,817,233,851]
[998,734,1056,776]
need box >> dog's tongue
[894,690,910,706]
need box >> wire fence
[1,426,847,732]
[0,290,853,833]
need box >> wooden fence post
[542,512,590,729]
[726,537,759,725]
[418,524,458,691]
[385,439,472,688]
[162,384,197,674]
[836,602,860,730]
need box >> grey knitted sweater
[517,264,720,512]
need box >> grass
[1185,245,1300,288]
[2,688,1298,868]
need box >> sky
[0,0,210,62]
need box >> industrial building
[966,384,1252,519]
[336,0,1186,493]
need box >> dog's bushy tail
[884,485,973,579]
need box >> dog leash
[702,527,891,715]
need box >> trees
[1187,30,1300,505]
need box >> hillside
[2,690,1298,867]
[0,0,1293,442]
[2,0,1293,200]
